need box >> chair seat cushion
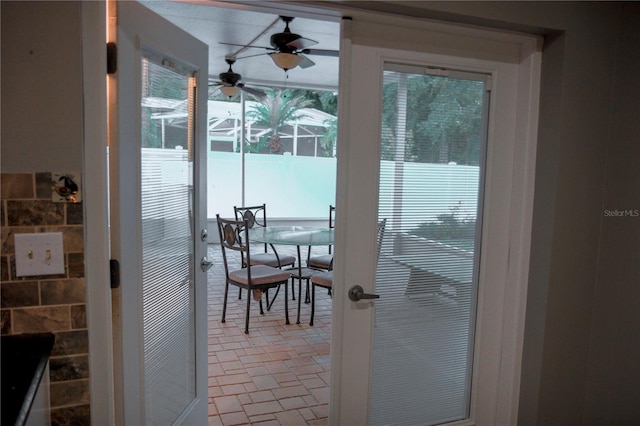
[250,253,296,268]
[311,271,333,288]
[230,265,291,286]
[307,254,333,270]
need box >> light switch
[14,232,65,277]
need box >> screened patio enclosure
[144,97,338,221]
[146,98,336,158]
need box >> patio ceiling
[140,1,341,91]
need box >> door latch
[201,257,214,272]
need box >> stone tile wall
[1,172,90,425]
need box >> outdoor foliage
[292,89,338,157]
[246,89,313,154]
[141,60,188,149]
[289,89,339,116]
[382,73,485,165]
[319,116,337,157]
[412,202,476,249]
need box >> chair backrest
[234,204,267,229]
[376,218,387,262]
[329,205,336,228]
[328,205,336,254]
[234,204,268,252]
[216,214,251,276]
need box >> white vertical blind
[141,55,196,425]
[370,65,489,425]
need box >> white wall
[585,3,640,423]
[1,1,83,172]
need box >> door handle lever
[348,285,380,302]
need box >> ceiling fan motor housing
[219,71,241,86]
[270,33,303,52]
[271,16,302,52]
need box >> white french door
[108,1,208,424]
[331,16,541,425]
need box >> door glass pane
[371,65,488,425]
[141,51,196,425]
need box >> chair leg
[222,282,230,323]
[291,279,296,301]
[266,285,281,311]
[285,280,290,325]
[244,289,251,334]
[297,278,302,325]
[305,279,311,304]
[238,287,242,300]
[264,288,269,308]
[310,283,315,326]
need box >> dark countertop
[1,332,55,426]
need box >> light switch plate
[14,232,65,277]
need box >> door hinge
[107,42,117,75]
[110,259,120,289]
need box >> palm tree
[246,89,312,154]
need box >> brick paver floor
[207,245,332,426]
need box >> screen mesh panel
[370,66,488,425]
[141,54,196,425]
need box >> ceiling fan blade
[301,48,339,57]
[239,85,266,98]
[218,41,272,50]
[236,52,271,60]
[297,54,316,69]
[287,36,318,50]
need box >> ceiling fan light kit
[210,57,266,98]
[270,52,302,70]
[220,85,240,97]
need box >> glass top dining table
[249,226,334,325]
[249,226,334,247]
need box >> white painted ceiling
[141,1,341,92]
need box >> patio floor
[206,244,332,426]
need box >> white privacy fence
[207,152,337,220]
[142,149,480,228]
[207,151,480,227]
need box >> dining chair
[234,204,296,269]
[308,218,387,326]
[234,204,296,308]
[216,215,292,334]
[307,205,335,271]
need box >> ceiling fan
[209,57,266,98]
[220,16,339,71]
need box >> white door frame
[81,1,115,424]
[82,2,540,424]
[110,1,209,423]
